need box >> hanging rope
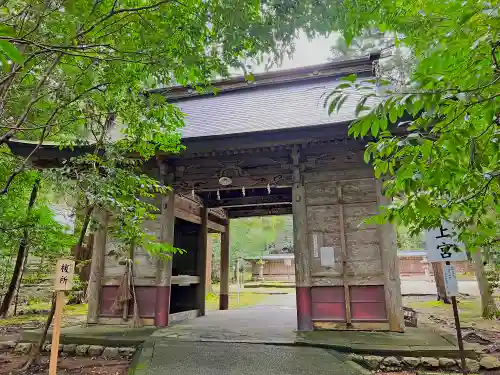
[110,241,142,328]
[110,259,132,314]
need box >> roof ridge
[151,53,379,101]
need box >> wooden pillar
[87,208,109,324]
[196,204,209,316]
[376,179,405,332]
[206,235,213,294]
[220,221,230,310]
[337,186,352,326]
[154,191,175,327]
[155,162,176,327]
[292,146,313,331]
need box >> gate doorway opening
[207,213,296,314]
[197,185,296,315]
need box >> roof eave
[151,53,380,101]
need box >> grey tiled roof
[176,77,365,139]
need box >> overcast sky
[272,33,340,70]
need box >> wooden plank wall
[303,167,403,331]
[98,193,225,323]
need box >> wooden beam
[206,194,292,208]
[174,174,293,193]
[226,204,292,218]
[376,179,404,332]
[196,204,209,316]
[154,190,175,327]
[208,207,227,221]
[174,208,225,232]
[166,121,357,155]
[220,221,230,310]
[292,146,313,331]
[87,208,109,324]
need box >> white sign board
[443,263,459,297]
[320,247,335,267]
[425,222,467,262]
[54,259,75,291]
[312,234,319,258]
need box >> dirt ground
[404,295,500,357]
[377,373,500,375]
[0,352,129,375]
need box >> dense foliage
[328,0,500,252]
[210,215,292,280]
[0,0,335,315]
[0,0,311,261]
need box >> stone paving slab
[21,325,156,347]
[134,340,362,375]
[153,294,477,358]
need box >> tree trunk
[432,262,450,304]
[472,248,499,319]
[0,179,40,318]
[73,205,94,285]
[13,248,29,316]
[87,208,109,324]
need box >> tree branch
[0,53,62,145]
[0,81,109,194]
[77,0,176,38]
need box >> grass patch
[65,303,88,316]
[0,303,88,327]
[0,314,46,326]
[23,301,88,316]
[205,292,267,311]
[405,295,500,331]
[407,299,482,320]
[406,300,447,309]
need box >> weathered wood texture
[196,205,208,316]
[306,178,383,282]
[249,259,295,281]
[102,218,160,286]
[175,194,226,232]
[206,236,213,294]
[292,180,310,288]
[292,147,313,331]
[155,191,176,327]
[102,193,225,288]
[157,192,176,285]
[375,179,404,332]
[87,208,109,324]
[219,222,230,310]
[303,164,403,331]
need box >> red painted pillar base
[296,286,313,331]
[154,286,171,327]
[219,294,229,310]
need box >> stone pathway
[133,292,475,375]
[142,341,361,375]
[153,293,297,343]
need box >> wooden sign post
[49,259,75,375]
[425,225,467,375]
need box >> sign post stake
[48,291,65,375]
[49,259,75,375]
[447,261,467,375]
[425,224,468,374]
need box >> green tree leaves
[0,40,23,64]
[0,0,332,264]
[329,0,500,250]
